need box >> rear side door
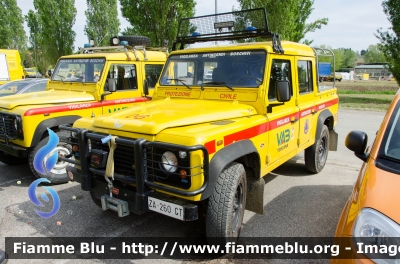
[296,57,318,147]
[266,56,300,167]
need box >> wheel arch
[31,116,82,147]
[314,108,338,152]
[201,140,260,201]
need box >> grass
[338,94,395,111]
[333,80,398,111]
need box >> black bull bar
[59,125,210,214]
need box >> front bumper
[0,140,28,157]
[61,125,209,220]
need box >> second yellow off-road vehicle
[62,9,339,242]
[0,36,167,183]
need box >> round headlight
[161,151,178,173]
[14,119,18,130]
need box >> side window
[23,82,47,93]
[145,64,163,88]
[106,64,137,91]
[268,59,292,101]
[298,60,313,94]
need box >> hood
[360,161,400,224]
[0,90,95,110]
[92,99,256,135]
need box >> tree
[32,0,77,64]
[25,10,41,68]
[0,0,27,51]
[120,0,196,48]
[364,44,387,63]
[84,0,120,47]
[341,48,358,68]
[236,0,328,43]
[376,0,400,85]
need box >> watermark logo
[28,178,60,218]
[29,128,61,218]
[33,128,59,175]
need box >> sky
[17,0,392,53]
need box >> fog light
[179,151,187,159]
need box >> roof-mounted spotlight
[214,21,235,32]
[110,36,119,46]
[89,38,95,47]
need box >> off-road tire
[28,130,73,184]
[206,162,247,244]
[89,190,102,208]
[118,36,151,46]
[0,151,28,165]
[305,125,330,173]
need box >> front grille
[0,113,18,139]
[90,138,136,175]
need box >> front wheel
[28,130,74,184]
[206,162,247,244]
[305,125,330,173]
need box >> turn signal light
[179,170,187,179]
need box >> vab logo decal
[30,128,61,218]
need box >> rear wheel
[0,151,27,165]
[28,130,74,184]
[206,162,247,244]
[305,125,330,173]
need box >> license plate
[148,197,184,221]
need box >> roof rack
[78,45,169,61]
[172,8,284,53]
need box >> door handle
[291,118,299,124]
[312,109,318,115]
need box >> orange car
[333,89,400,263]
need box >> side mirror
[345,130,369,162]
[276,81,291,102]
[143,79,149,96]
[108,78,116,92]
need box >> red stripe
[219,97,338,147]
[224,122,269,146]
[204,140,216,154]
[24,97,149,116]
[269,112,300,130]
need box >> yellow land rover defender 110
[62,9,339,242]
[0,36,167,183]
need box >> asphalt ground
[0,109,386,264]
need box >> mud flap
[245,177,264,214]
[329,129,338,151]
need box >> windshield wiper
[377,154,400,164]
[203,81,234,91]
[167,78,191,90]
[57,75,65,84]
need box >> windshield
[378,100,400,164]
[160,50,266,88]
[52,58,105,83]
